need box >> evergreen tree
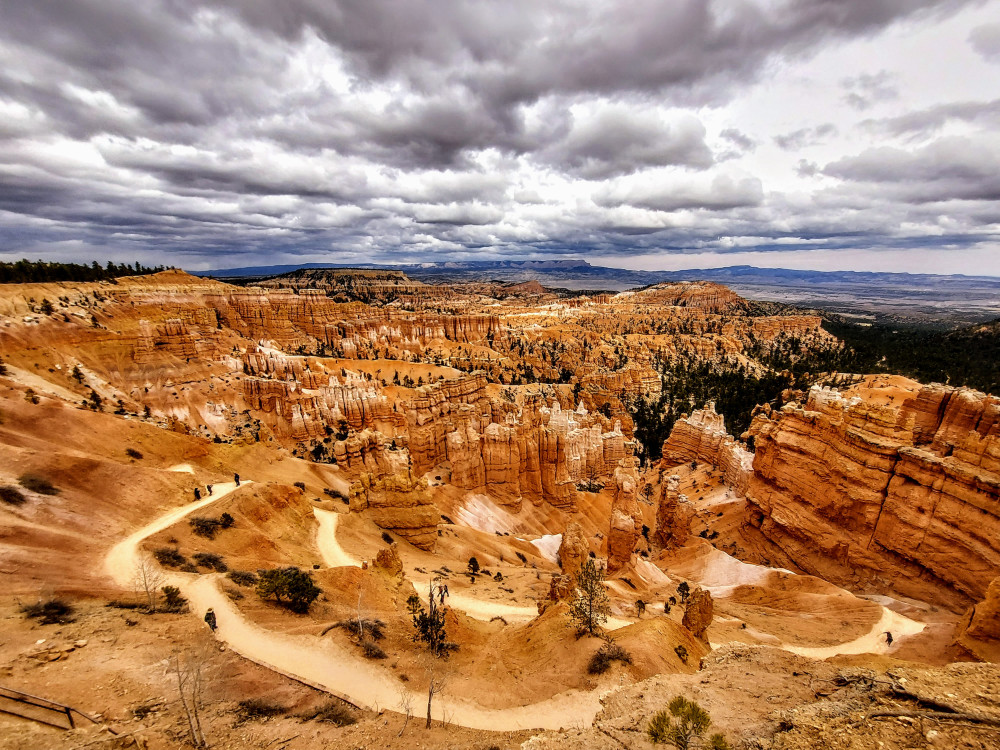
[570,558,610,636]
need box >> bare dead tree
[396,686,413,737]
[424,660,446,729]
[133,554,165,612]
[170,650,208,748]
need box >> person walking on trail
[234,473,240,487]
[206,484,213,496]
[193,487,201,501]
[885,631,894,646]
[204,608,217,631]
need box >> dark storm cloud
[533,109,713,179]
[825,135,1000,203]
[0,0,994,268]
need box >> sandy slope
[104,477,926,731]
[105,480,605,730]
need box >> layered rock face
[607,457,642,573]
[349,470,439,550]
[682,587,714,639]
[654,475,694,550]
[745,382,1000,609]
[660,402,753,495]
[956,577,1000,661]
[557,521,589,577]
[406,379,626,510]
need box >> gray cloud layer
[0,0,997,268]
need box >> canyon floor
[0,271,997,748]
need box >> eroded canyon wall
[744,383,1000,609]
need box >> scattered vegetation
[0,485,28,505]
[0,258,166,284]
[192,552,228,572]
[587,641,633,674]
[381,531,394,544]
[226,570,257,587]
[255,567,321,613]
[360,638,387,659]
[18,473,59,495]
[647,696,729,749]
[125,448,143,460]
[153,547,188,567]
[161,585,187,613]
[234,698,286,723]
[300,701,357,726]
[406,582,452,657]
[674,644,689,664]
[330,618,386,641]
[467,556,481,575]
[22,597,75,625]
[189,513,233,538]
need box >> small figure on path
[884,631,893,646]
[207,484,213,496]
[234,473,240,487]
[194,487,201,501]
[636,599,646,617]
[443,584,449,599]
[204,608,217,631]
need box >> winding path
[105,478,926,731]
[105,483,604,730]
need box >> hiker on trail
[204,609,217,631]
[885,631,893,646]
[636,599,646,617]
[194,487,201,501]
[439,587,446,606]
[234,473,240,487]
[443,584,449,599]
[206,484,213,496]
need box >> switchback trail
[105,482,604,730]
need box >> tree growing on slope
[570,558,610,636]
[647,696,730,749]
[256,567,321,613]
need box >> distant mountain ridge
[193,260,1000,325]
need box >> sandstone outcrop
[557,521,589,577]
[681,586,714,639]
[745,382,1000,609]
[349,470,439,551]
[607,457,642,573]
[956,576,1000,661]
[374,544,404,577]
[654,475,694,550]
[660,402,754,496]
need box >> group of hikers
[192,473,240,501]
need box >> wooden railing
[0,684,110,731]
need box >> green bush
[0,485,27,505]
[234,699,286,723]
[22,598,74,625]
[587,641,633,674]
[227,570,257,587]
[360,638,387,659]
[256,567,321,613]
[161,586,187,612]
[189,517,221,538]
[153,547,187,567]
[302,701,356,726]
[192,552,228,572]
[18,473,59,495]
[648,696,718,749]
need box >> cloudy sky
[1,0,999,275]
